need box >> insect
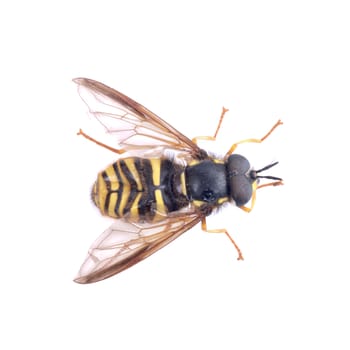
[74,78,283,284]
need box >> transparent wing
[75,212,202,284]
[74,78,204,157]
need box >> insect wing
[75,212,202,284]
[74,78,203,156]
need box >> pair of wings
[74,78,207,284]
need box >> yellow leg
[239,180,284,213]
[192,107,229,144]
[225,119,283,157]
[257,180,284,190]
[201,217,244,260]
[77,129,126,154]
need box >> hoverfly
[74,78,283,284]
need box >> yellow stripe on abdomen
[93,165,121,217]
[124,158,143,191]
[153,188,168,221]
[129,192,143,218]
[115,161,130,216]
[107,192,118,217]
[150,158,161,186]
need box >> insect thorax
[185,159,230,209]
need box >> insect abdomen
[91,157,188,221]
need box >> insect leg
[201,217,244,260]
[239,180,283,213]
[77,129,126,154]
[225,119,283,157]
[192,107,229,144]
[257,180,284,190]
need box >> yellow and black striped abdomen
[91,157,188,221]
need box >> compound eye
[230,176,252,207]
[227,154,250,175]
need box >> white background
[1,1,350,349]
